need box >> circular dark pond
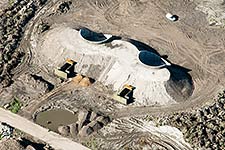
[138,51,166,67]
[35,109,77,132]
[80,28,107,42]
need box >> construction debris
[0,122,13,139]
[57,110,110,138]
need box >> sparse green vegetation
[9,97,22,113]
[83,138,98,150]
[8,0,14,6]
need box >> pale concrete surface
[0,108,89,150]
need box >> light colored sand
[39,26,175,105]
[141,121,192,150]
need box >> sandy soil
[98,117,192,150]
[25,0,225,111]
[0,0,7,9]
[1,0,225,149]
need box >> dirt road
[0,108,89,150]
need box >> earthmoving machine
[55,59,95,87]
[112,84,135,105]
[54,59,76,79]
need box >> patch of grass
[82,138,98,150]
[8,0,14,6]
[13,128,24,138]
[9,97,22,114]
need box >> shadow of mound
[79,27,115,44]
[103,35,122,43]
[80,27,108,42]
[165,64,194,102]
[127,39,160,55]
[138,50,168,67]
[19,138,46,150]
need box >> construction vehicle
[112,84,135,105]
[166,13,178,22]
[54,59,76,79]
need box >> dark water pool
[35,109,77,132]
[139,51,166,67]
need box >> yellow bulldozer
[112,84,135,105]
[54,59,76,80]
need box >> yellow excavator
[54,59,76,79]
[112,84,135,105]
[54,59,94,87]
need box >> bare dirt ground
[0,0,225,149]
[0,1,7,9]
[26,0,225,114]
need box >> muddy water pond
[35,109,77,132]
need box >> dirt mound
[57,110,110,138]
[0,1,7,9]
[79,28,112,43]
[165,65,194,102]
[38,26,176,106]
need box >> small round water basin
[138,50,170,68]
[79,28,112,44]
[35,109,77,132]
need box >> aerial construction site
[0,0,225,150]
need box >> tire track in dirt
[99,117,190,149]
[126,118,191,150]
[21,81,77,119]
[85,0,109,14]
[118,19,220,108]
[104,1,121,25]
[148,0,221,78]
[18,0,224,123]
[12,0,55,79]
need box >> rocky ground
[148,91,225,150]
[58,110,111,138]
[0,0,47,87]
[0,124,53,150]
[195,0,225,28]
